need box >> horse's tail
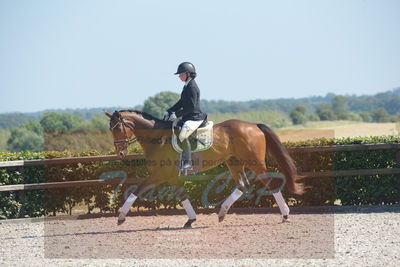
[257,123,304,195]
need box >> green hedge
[1,136,400,219]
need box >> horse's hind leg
[273,190,290,223]
[249,162,290,222]
[218,160,248,222]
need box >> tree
[7,128,43,152]
[0,130,11,152]
[0,113,35,130]
[391,112,400,123]
[316,103,336,121]
[40,113,66,131]
[347,113,362,122]
[23,120,43,135]
[40,113,89,131]
[332,96,350,120]
[90,114,109,130]
[359,112,372,122]
[142,91,180,118]
[371,108,391,122]
[4,121,44,152]
[309,113,320,121]
[290,106,307,125]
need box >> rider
[164,62,207,172]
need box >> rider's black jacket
[167,79,207,122]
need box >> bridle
[110,114,137,149]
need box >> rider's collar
[185,77,192,86]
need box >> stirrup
[182,161,193,170]
[179,165,193,176]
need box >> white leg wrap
[273,191,290,216]
[182,199,196,220]
[120,193,138,215]
[220,189,243,215]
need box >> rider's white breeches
[178,120,204,142]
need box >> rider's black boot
[181,149,193,171]
[179,138,193,175]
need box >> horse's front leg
[177,182,197,228]
[117,175,162,225]
[117,173,198,228]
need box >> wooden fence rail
[0,153,144,168]
[1,143,399,192]
[1,144,399,168]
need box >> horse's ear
[104,110,112,118]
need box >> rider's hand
[163,111,170,121]
[170,112,177,120]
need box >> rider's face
[179,73,188,82]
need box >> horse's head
[105,110,136,158]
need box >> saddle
[172,118,214,153]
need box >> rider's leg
[178,122,198,171]
[178,120,204,142]
[180,137,193,171]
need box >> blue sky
[0,0,399,113]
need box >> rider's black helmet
[174,62,196,75]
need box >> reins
[111,114,137,147]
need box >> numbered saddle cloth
[172,120,214,153]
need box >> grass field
[277,121,399,142]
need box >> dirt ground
[43,211,334,259]
[0,206,399,266]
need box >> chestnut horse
[105,110,304,228]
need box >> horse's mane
[118,110,161,121]
[118,110,172,129]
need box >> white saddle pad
[172,120,214,153]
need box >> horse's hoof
[183,219,196,228]
[218,206,228,222]
[281,215,289,223]
[117,212,126,225]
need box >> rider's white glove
[170,112,177,120]
[163,111,170,121]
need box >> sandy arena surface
[0,206,399,266]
